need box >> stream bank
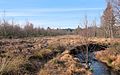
[69,43,114,75]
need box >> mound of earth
[39,50,92,75]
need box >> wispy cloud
[0,7,103,28]
[7,8,103,12]
[0,8,103,17]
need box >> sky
[0,0,106,29]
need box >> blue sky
[0,0,106,28]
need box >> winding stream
[90,59,110,75]
[77,53,111,75]
[70,43,118,75]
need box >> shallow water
[90,60,110,75]
[77,53,111,75]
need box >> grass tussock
[0,35,119,75]
[96,42,120,72]
[0,55,27,75]
[39,50,92,75]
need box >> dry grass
[95,42,120,71]
[0,55,27,75]
[39,50,92,75]
[0,35,119,75]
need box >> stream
[70,43,119,75]
[90,59,110,75]
[77,53,111,75]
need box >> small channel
[90,59,110,75]
[77,53,111,75]
[70,43,111,75]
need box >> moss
[108,58,113,65]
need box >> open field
[0,0,120,75]
[0,35,120,75]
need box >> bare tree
[83,15,89,65]
[92,19,97,37]
[75,25,81,35]
[103,0,120,37]
[108,0,120,24]
[101,2,115,38]
[24,22,34,37]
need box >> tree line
[0,18,119,39]
[0,20,75,38]
[0,19,119,39]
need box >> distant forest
[0,20,119,39]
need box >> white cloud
[18,8,103,12]
[4,12,32,16]
[33,8,101,11]
[0,8,103,17]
